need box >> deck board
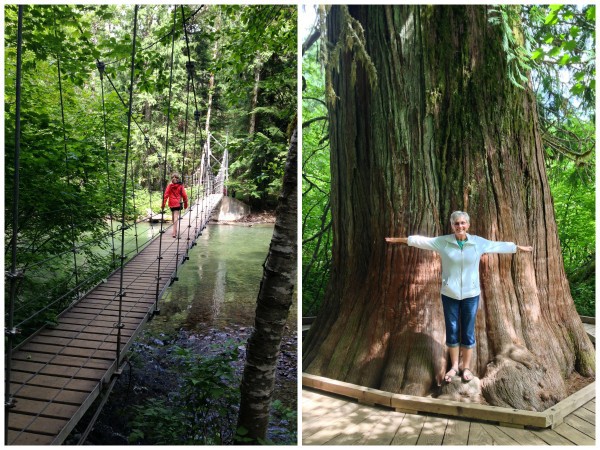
[390,413,427,445]
[416,415,448,445]
[6,194,222,445]
[303,387,596,446]
[355,410,405,445]
[478,423,520,444]
[442,418,470,445]
[563,414,595,438]
[553,422,595,445]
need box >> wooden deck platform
[6,194,222,445]
[302,388,596,445]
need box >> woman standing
[162,173,189,238]
[386,211,533,383]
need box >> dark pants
[441,294,480,349]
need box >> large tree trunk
[237,127,297,442]
[303,5,594,411]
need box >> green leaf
[563,40,577,52]
[548,46,561,58]
[544,11,559,25]
[585,6,595,21]
[558,54,570,65]
[570,83,585,95]
[531,48,544,60]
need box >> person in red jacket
[162,173,188,238]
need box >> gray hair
[450,211,470,224]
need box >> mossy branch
[321,5,378,107]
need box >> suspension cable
[173,58,193,273]
[98,67,150,143]
[53,7,80,292]
[116,4,139,364]
[180,5,211,237]
[97,61,117,269]
[144,136,158,238]
[129,157,140,253]
[180,5,202,243]
[155,5,178,309]
[5,5,24,441]
[191,109,202,237]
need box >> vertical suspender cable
[5,5,24,441]
[129,158,139,253]
[97,61,117,268]
[116,4,139,364]
[180,6,204,243]
[54,8,80,291]
[155,6,178,308]
[144,137,157,238]
[191,111,201,237]
[174,60,192,272]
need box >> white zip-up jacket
[407,233,517,300]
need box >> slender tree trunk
[205,72,215,139]
[303,5,594,411]
[249,62,261,135]
[237,127,297,442]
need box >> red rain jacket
[162,182,188,209]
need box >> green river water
[154,222,297,331]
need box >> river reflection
[154,223,296,333]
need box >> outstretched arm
[385,237,408,244]
[517,245,533,252]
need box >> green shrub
[128,343,240,445]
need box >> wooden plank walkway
[6,194,223,445]
[302,388,596,445]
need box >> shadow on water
[72,222,297,445]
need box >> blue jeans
[441,294,480,349]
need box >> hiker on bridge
[162,173,189,238]
[385,211,533,384]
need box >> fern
[488,5,535,90]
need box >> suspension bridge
[5,5,234,444]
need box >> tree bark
[236,126,297,442]
[303,5,594,411]
[248,61,261,135]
